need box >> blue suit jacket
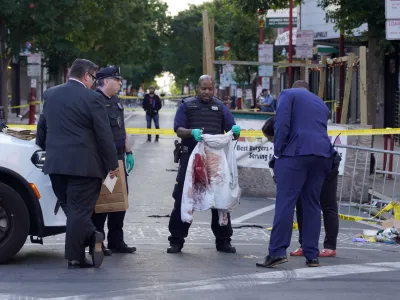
[273,88,334,158]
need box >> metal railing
[335,144,400,222]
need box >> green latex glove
[191,129,203,142]
[232,125,241,135]
[126,153,134,173]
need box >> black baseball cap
[96,66,122,80]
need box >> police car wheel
[0,182,30,264]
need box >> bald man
[257,80,335,268]
[167,75,241,254]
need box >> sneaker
[319,249,336,257]
[290,248,303,256]
[306,258,320,267]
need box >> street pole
[288,0,293,88]
[258,15,264,86]
[336,29,345,123]
[29,79,36,125]
[224,42,230,107]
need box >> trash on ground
[353,220,400,245]
[243,255,258,259]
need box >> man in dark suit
[257,80,335,268]
[36,59,119,269]
[262,116,341,259]
[142,86,162,142]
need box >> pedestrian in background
[36,59,119,269]
[142,86,162,142]
[258,89,274,113]
[91,66,136,256]
[257,80,334,269]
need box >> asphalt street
[1,104,400,300]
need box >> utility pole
[288,0,294,88]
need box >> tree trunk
[0,59,8,122]
[366,32,383,128]
[0,17,10,123]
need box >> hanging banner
[234,119,347,175]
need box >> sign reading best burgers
[234,119,347,175]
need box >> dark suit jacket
[36,80,118,179]
[142,94,162,116]
[273,88,334,158]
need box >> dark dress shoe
[306,258,320,267]
[108,242,136,254]
[103,247,113,256]
[68,259,94,269]
[167,244,183,254]
[91,231,105,268]
[256,255,288,268]
[216,244,236,253]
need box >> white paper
[103,174,117,193]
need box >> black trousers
[49,174,102,262]
[296,154,340,250]
[92,150,128,247]
[168,153,233,247]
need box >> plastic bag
[181,131,241,225]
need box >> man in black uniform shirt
[91,66,136,255]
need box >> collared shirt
[69,78,86,88]
[95,88,111,99]
[95,88,126,150]
[260,95,274,112]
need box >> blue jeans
[146,114,160,139]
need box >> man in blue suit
[257,80,335,268]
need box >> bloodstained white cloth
[181,131,241,225]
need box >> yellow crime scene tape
[5,125,400,137]
[267,202,400,231]
[7,95,185,109]
[7,97,335,109]
[9,101,42,109]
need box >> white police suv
[0,130,66,263]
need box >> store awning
[313,45,339,54]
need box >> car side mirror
[31,150,46,169]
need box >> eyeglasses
[87,72,97,83]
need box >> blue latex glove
[126,153,134,173]
[191,129,203,142]
[232,125,241,135]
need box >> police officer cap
[96,66,122,80]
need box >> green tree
[170,82,183,95]
[163,6,203,86]
[0,0,169,121]
[231,0,302,14]
[163,0,278,87]
[317,0,395,126]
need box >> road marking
[129,261,400,293]
[8,261,397,299]
[22,242,399,254]
[124,114,134,123]
[231,205,276,224]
